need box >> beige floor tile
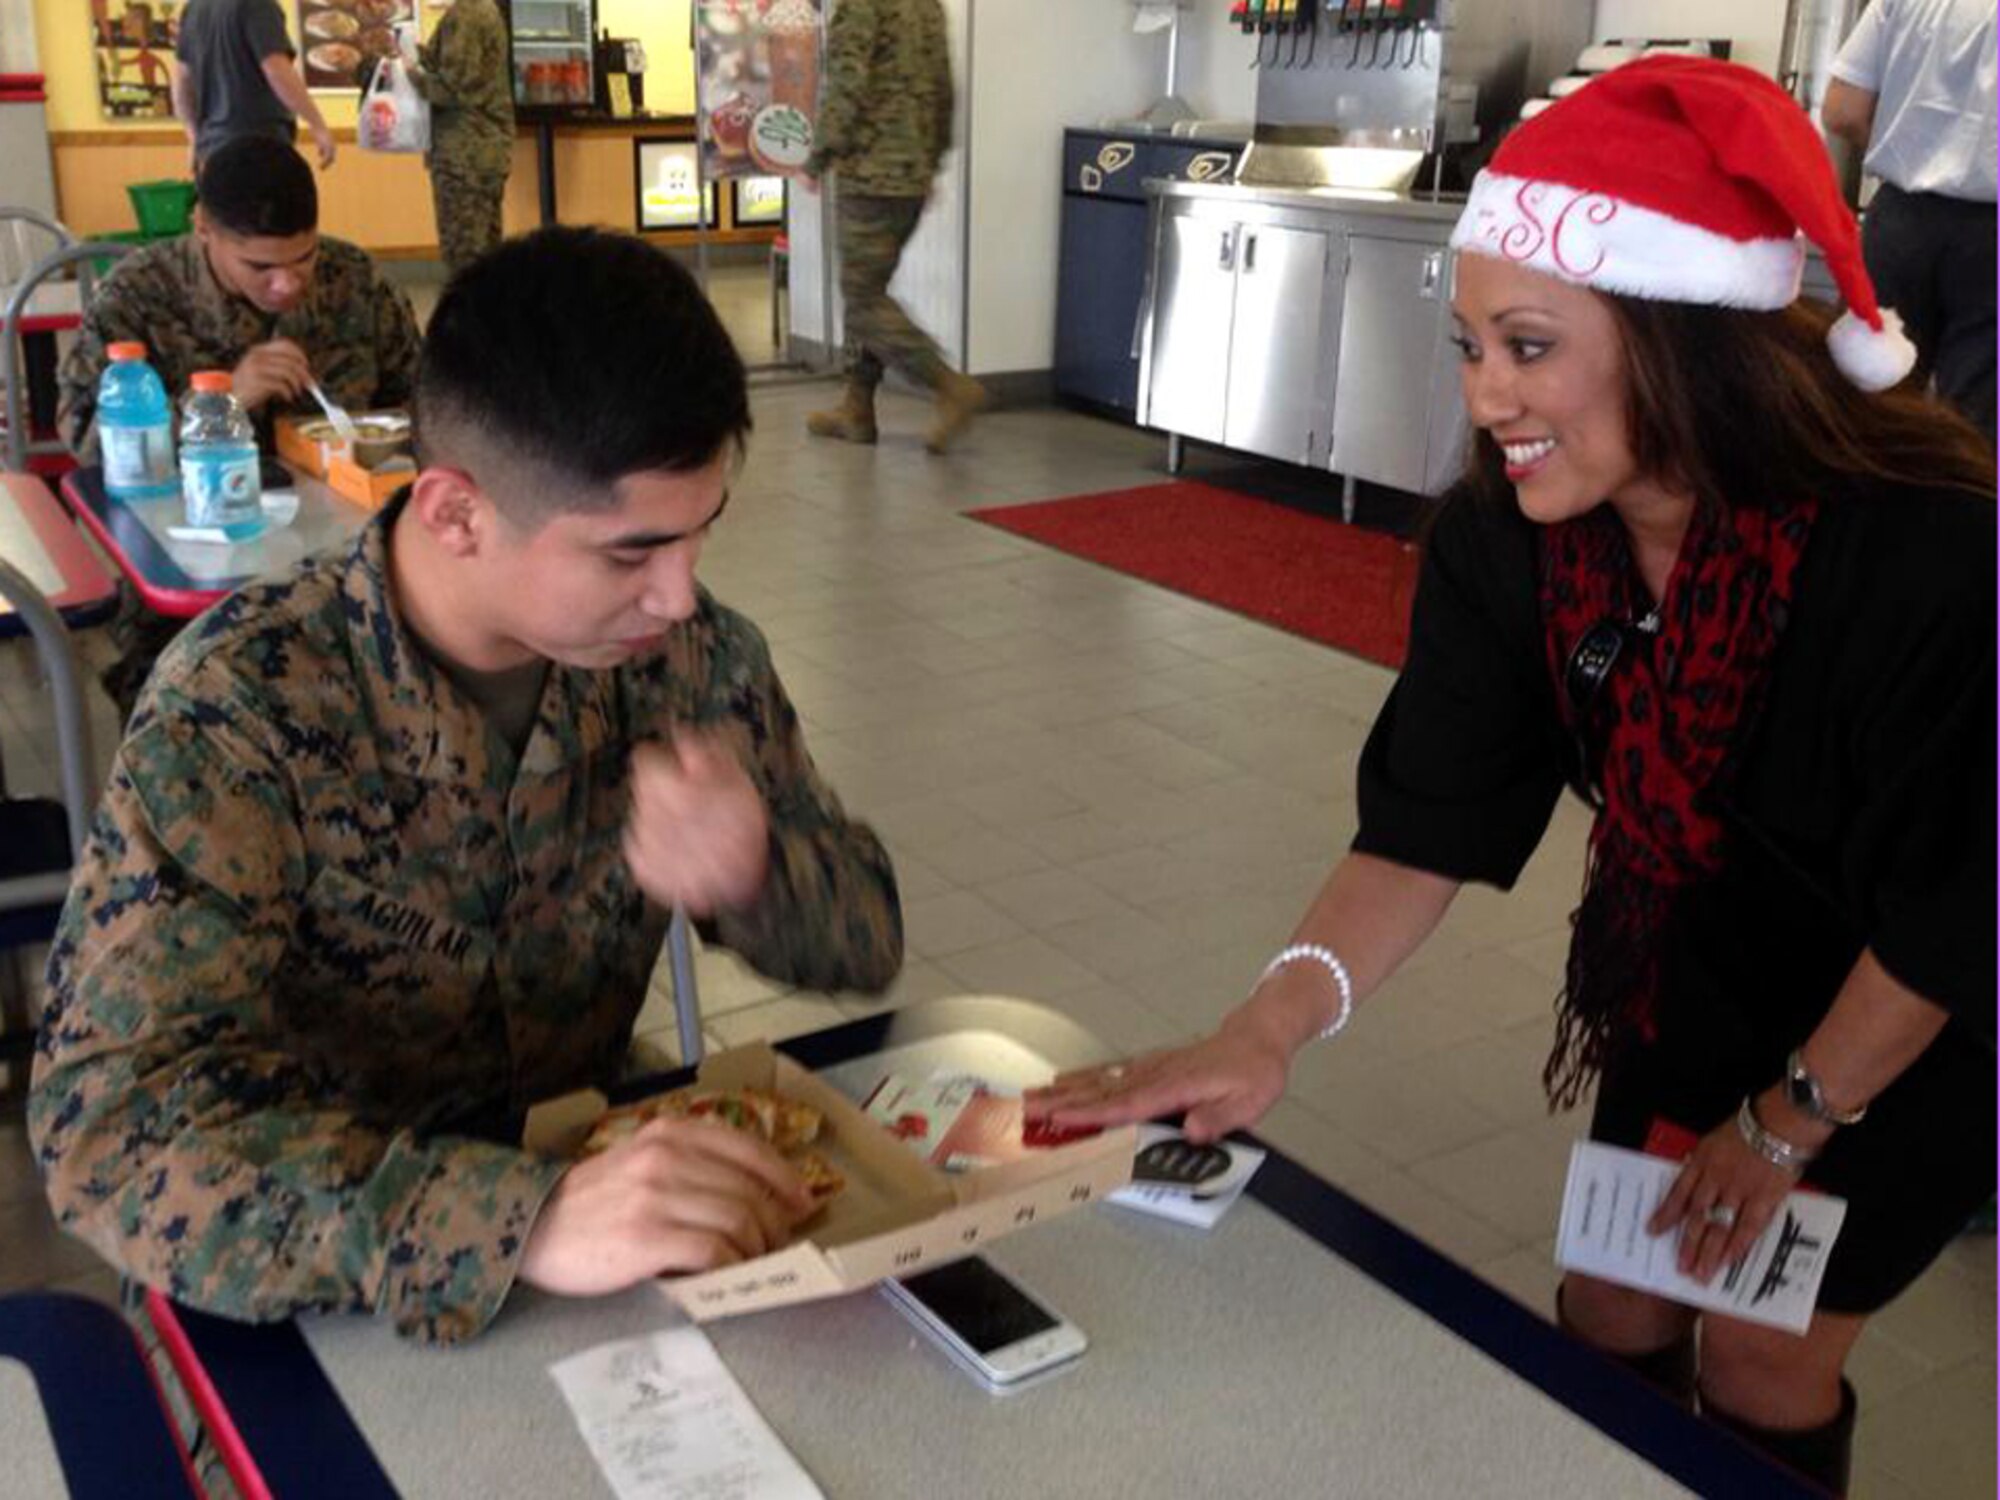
[705,995,850,1049]
[0,1195,105,1293]
[903,889,1027,959]
[934,934,1102,1000]
[1869,1255,1998,1369]
[1409,1128,1574,1244]
[1860,1359,1997,1498]
[1,1119,46,1208]
[969,867,1134,932]
[830,958,965,1019]
[1251,1097,1392,1191]
[1468,1240,1563,1317]
[1337,1165,1517,1267]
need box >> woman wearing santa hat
[1030,56,1993,1495]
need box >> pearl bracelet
[1259,943,1355,1041]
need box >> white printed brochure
[1556,1141,1847,1334]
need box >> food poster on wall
[733,175,785,225]
[637,140,718,230]
[93,0,184,120]
[298,0,414,91]
[696,0,822,181]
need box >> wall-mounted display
[297,0,414,92]
[635,139,718,231]
[732,175,786,226]
[93,0,184,120]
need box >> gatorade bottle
[97,342,178,501]
[179,371,265,541]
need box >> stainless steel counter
[1147,178,1466,226]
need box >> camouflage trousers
[429,155,509,273]
[837,193,948,392]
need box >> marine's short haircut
[196,137,319,238]
[413,226,752,525]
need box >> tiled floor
[1,281,1991,1496]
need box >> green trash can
[126,180,198,240]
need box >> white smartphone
[881,1256,1087,1391]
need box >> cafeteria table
[59,464,373,618]
[147,996,1819,1500]
[0,470,116,636]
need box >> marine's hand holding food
[231,337,314,410]
[623,733,772,916]
[518,1115,816,1296]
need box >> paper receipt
[551,1325,825,1500]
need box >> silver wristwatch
[1783,1048,1867,1127]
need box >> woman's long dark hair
[1462,294,1996,510]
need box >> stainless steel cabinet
[1145,215,1239,446]
[1330,235,1455,494]
[1224,224,1331,464]
[1141,208,1335,467]
[1140,185,1471,499]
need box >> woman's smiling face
[1450,252,1644,527]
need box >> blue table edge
[166,1001,1825,1500]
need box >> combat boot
[806,382,878,444]
[925,370,988,454]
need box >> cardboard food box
[274,413,414,510]
[525,1042,1136,1323]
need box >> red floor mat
[970,481,1421,670]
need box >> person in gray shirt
[1824,0,1997,440]
[173,0,337,171]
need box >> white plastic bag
[357,58,431,154]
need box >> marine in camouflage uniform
[411,0,515,271]
[58,233,420,461]
[28,498,902,1345]
[805,0,986,451]
[56,231,421,717]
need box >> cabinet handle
[1243,232,1258,273]
[1219,226,1237,272]
[1419,250,1445,299]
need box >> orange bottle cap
[189,371,234,393]
[106,341,148,361]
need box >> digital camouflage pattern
[30,501,903,1345]
[810,0,954,198]
[430,155,509,272]
[415,0,514,270]
[57,234,421,460]
[838,194,948,390]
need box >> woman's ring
[1104,1064,1128,1082]
[1703,1204,1738,1229]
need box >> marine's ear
[406,464,492,559]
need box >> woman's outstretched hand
[1024,1019,1292,1144]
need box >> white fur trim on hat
[1451,171,1804,309]
[1826,306,1918,392]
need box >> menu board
[93,0,184,120]
[696,0,823,182]
[296,0,414,91]
[635,140,719,231]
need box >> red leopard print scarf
[1539,496,1817,1108]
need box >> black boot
[1555,1287,1698,1409]
[1700,1379,1857,1497]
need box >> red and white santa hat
[1450,55,1917,392]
